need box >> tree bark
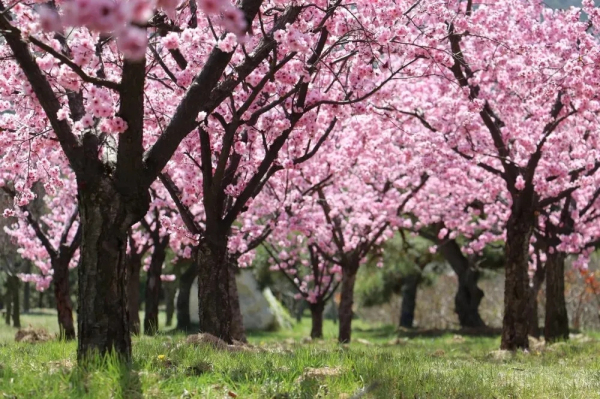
[196,235,232,343]
[127,252,143,335]
[77,180,148,360]
[229,260,246,342]
[438,239,486,328]
[144,236,169,336]
[399,273,421,329]
[544,251,569,342]
[309,302,325,339]
[53,257,76,340]
[176,261,197,331]
[338,265,358,343]
[10,275,20,328]
[501,208,534,350]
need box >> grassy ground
[1,312,600,398]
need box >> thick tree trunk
[53,257,76,340]
[176,261,197,331]
[127,253,142,336]
[399,273,421,329]
[229,260,246,342]
[196,236,232,343]
[545,251,569,342]
[10,275,20,328]
[77,181,147,360]
[338,265,358,343]
[438,239,485,328]
[144,237,169,336]
[309,302,325,339]
[501,209,534,351]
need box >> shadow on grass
[353,324,398,338]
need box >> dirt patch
[15,327,52,343]
[186,333,229,349]
[185,333,262,353]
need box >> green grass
[2,312,600,398]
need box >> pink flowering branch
[28,36,121,91]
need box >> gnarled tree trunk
[309,302,325,339]
[53,256,75,340]
[197,234,232,342]
[438,239,486,328]
[338,264,358,343]
[144,236,169,336]
[77,180,147,360]
[545,251,569,342]
[501,207,534,350]
[399,273,421,329]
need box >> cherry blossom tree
[387,0,600,349]
[262,184,341,339]
[2,177,80,340]
[0,0,433,358]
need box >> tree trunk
[309,302,325,339]
[23,282,30,314]
[527,263,545,339]
[196,236,232,343]
[37,290,43,309]
[144,236,169,336]
[165,282,175,327]
[501,208,534,351]
[127,252,142,335]
[229,260,246,342]
[528,295,540,338]
[53,257,76,340]
[23,263,31,314]
[176,261,197,331]
[77,181,147,360]
[4,282,11,325]
[545,251,569,342]
[399,273,421,329]
[10,275,20,328]
[338,265,358,343]
[438,239,485,328]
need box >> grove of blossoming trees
[3,0,600,363]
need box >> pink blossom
[37,5,62,32]
[117,26,148,61]
[515,175,525,191]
